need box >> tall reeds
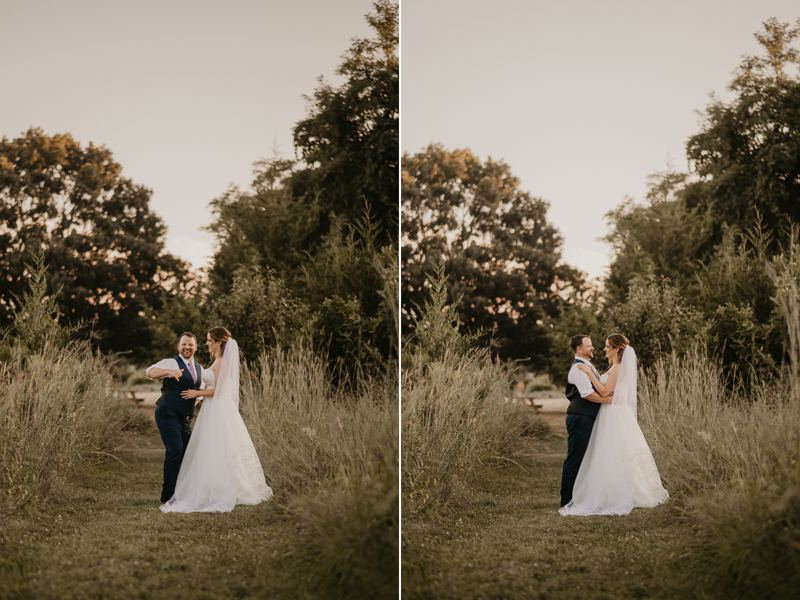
[634,244,800,597]
[402,346,532,514]
[0,254,147,513]
[238,345,398,598]
[401,265,541,515]
[0,341,146,512]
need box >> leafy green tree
[204,3,398,378]
[289,0,398,248]
[206,266,312,363]
[694,224,784,376]
[0,129,188,360]
[684,18,800,249]
[301,212,398,378]
[603,167,714,305]
[598,19,800,378]
[603,276,705,369]
[205,154,316,297]
[402,144,584,368]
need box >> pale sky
[1,0,376,270]
[400,0,800,282]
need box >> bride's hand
[181,390,200,399]
[577,364,592,375]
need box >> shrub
[238,344,397,598]
[604,275,704,369]
[401,266,544,515]
[0,255,147,512]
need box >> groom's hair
[570,334,589,353]
[178,332,197,343]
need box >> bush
[638,349,800,597]
[401,266,544,515]
[238,344,397,598]
[207,266,313,362]
[0,255,147,512]
[604,275,705,369]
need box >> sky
[400,0,800,282]
[0,0,376,270]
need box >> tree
[204,3,399,378]
[684,18,800,249]
[205,154,318,297]
[0,128,189,360]
[602,167,714,305]
[289,0,398,248]
[206,266,312,363]
[402,144,584,368]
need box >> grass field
[0,428,380,600]
[402,433,701,600]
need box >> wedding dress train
[559,347,668,516]
[161,339,272,513]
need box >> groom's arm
[146,359,183,380]
[147,367,183,380]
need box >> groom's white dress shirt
[146,356,202,383]
[567,357,597,399]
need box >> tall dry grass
[401,265,544,516]
[0,341,147,512]
[639,358,800,594]
[238,345,398,598]
[401,346,540,516]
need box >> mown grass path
[402,432,701,600]
[0,428,323,600]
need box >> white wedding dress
[559,346,668,516]
[161,339,273,513]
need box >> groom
[146,332,203,503]
[560,334,605,507]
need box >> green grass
[402,436,698,600]
[0,341,150,513]
[0,430,361,600]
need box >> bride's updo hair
[208,327,231,356]
[606,334,629,362]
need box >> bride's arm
[181,388,214,399]
[576,364,611,397]
[180,360,220,400]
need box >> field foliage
[401,269,546,516]
[239,345,398,598]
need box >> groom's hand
[169,369,184,380]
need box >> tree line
[402,17,800,385]
[0,0,398,379]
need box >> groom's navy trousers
[153,356,201,503]
[560,413,596,507]
[154,405,193,503]
[560,359,601,507]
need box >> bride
[160,327,273,513]
[559,334,668,516]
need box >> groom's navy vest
[158,356,201,418]
[565,359,600,417]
